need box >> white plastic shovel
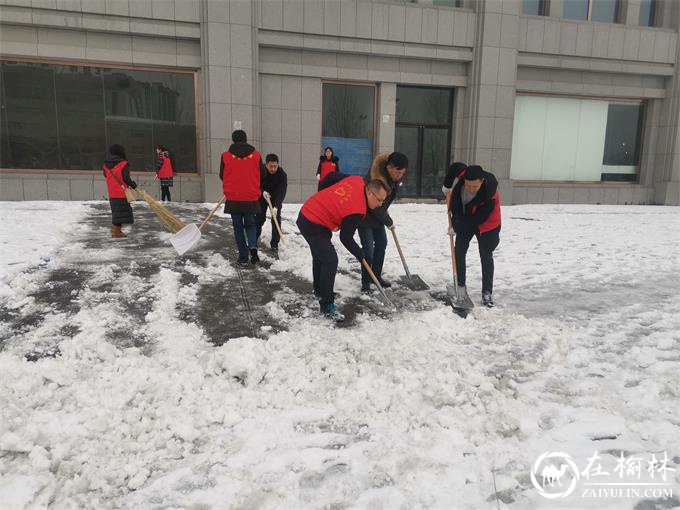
[170,196,225,256]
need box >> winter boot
[111,225,125,238]
[250,249,259,264]
[482,291,494,308]
[320,302,345,322]
[361,281,372,294]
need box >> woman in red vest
[102,144,137,238]
[316,146,340,191]
[154,145,174,202]
[297,174,389,321]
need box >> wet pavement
[0,202,444,357]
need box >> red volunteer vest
[301,175,367,231]
[456,169,501,233]
[221,150,262,202]
[157,154,173,178]
[319,160,337,181]
[104,161,129,199]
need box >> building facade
[0,0,678,205]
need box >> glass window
[322,83,375,176]
[396,86,452,125]
[522,0,547,15]
[603,104,643,166]
[639,0,655,26]
[433,0,463,7]
[563,0,589,20]
[0,60,197,172]
[510,96,644,182]
[591,0,618,22]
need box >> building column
[199,0,258,202]
[378,83,397,156]
[461,0,520,205]
[654,3,680,204]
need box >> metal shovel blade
[377,288,398,311]
[446,283,475,311]
[170,223,202,256]
[398,274,430,291]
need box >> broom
[104,165,186,234]
[135,187,186,233]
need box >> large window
[0,60,197,173]
[321,83,375,176]
[510,95,644,182]
[563,0,620,23]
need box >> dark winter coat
[449,168,501,235]
[359,153,400,229]
[103,156,136,225]
[259,166,288,210]
[219,142,266,214]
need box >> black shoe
[482,291,494,307]
[377,277,391,288]
[238,259,250,268]
[250,249,259,264]
[270,244,278,252]
[361,282,372,294]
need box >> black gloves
[130,182,138,190]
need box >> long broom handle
[389,228,412,279]
[263,193,284,241]
[198,196,226,231]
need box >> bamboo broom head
[137,188,186,233]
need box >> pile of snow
[0,201,678,509]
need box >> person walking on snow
[297,175,390,321]
[154,145,174,202]
[220,130,266,267]
[316,146,340,191]
[103,144,137,238]
[446,164,501,307]
[358,152,408,293]
[256,153,287,252]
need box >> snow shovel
[390,228,429,291]
[446,198,474,311]
[262,192,284,243]
[361,258,397,310]
[170,196,225,256]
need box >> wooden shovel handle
[263,193,284,241]
[198,196,226,231]
[389,227,411,279]
[446,190,458,279]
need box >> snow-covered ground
[1,201,679,509]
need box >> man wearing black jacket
[357,152,408,292]
[446,164,502,307]
[256,153,287,251]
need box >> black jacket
[261,167,287,209]
[449,169,500,234]
[219,143,266,214]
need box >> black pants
[455,227,500,294]
[297,213,337,305]
[256,203,282,247]
[161,185,171,202]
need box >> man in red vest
[446,164,502,307]
[220,130,266,266]
[297,174,390,321]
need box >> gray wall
[0,0,678,204]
